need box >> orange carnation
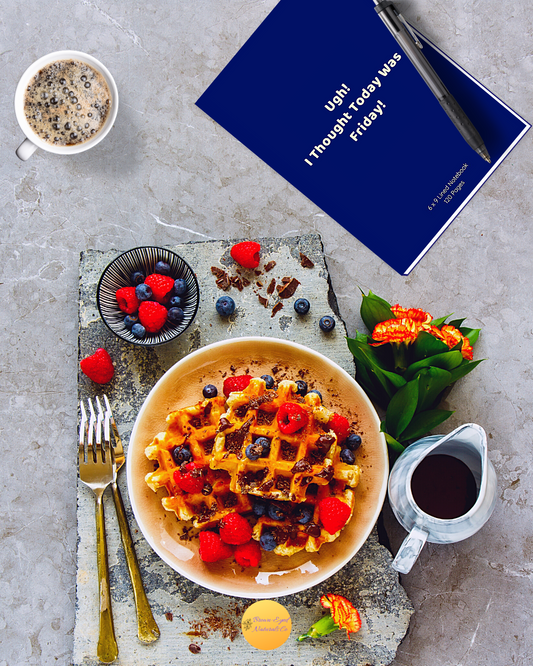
[320,594,362,639]
[429,324,473,360]
[391,304,432,325]
[370,317,423,346]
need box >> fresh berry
[167,307,184,324]
[216,295,235,316]
[171,445,193,465]
[230,241,261,269]
[199,530,233,563]
[131,323,146,338]
[308,389,322,402]
[173,462,206,494]
[234,540,261,567]
[80,348,115,384]
[138,300,168,333]
[319,315,336,332]
[294,298,310,315]
[255,437,271,456]
[131,270,145,285]
[135,283,153,301]
[340,448,356,464]
[124,314,139,330]
[169,296,183,308]
[345,433,362,451]
[173,278,188,296]
[223,375,252,397]
[261,374,275,389]
[277,402,309,434]
[202,384,218,399]
[329,413,351,444]
[293,504,314,524]
[259,531,277,551]
[115,286,139,314]
[318,497,352,535]
[144,273,175,304]
[154,260,171,275]
[245,443,261,461]
[295,380,308,396]
[218,512,253,545]
[268,502,289,521]
[252,498,268,517]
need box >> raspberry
[218,512,253,545]
[138,300,168,333]
[115,286,139,314]
[318,497,352,535]
[230,241,261,269]
[198,531,233,563]
[328,413,351,443]
[223,375,252,397]
[144,273,175,304]
[234,540,262,567]
[277,402,309,434]
[80,348,115,384]
[173,462,206,494]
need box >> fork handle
[95,496,119,663]
[112,482,161,643]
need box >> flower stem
[297,615,339,641]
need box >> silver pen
[374,0,491,163]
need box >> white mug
[14,50,119,161]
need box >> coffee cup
[14,50,119,161]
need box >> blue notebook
[196,0,530,275]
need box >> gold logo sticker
[241,600,292,650]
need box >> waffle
[251,482,356,556]
[210,377,361,502]
[145,395,252,528]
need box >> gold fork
[96,396,160,644]
[79,400,119,664]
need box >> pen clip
[374,1,424,49]
[397,12,423,48]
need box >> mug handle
[16,138,38,161]
[392,526,428,574]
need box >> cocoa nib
[267,278,276,295]
[299,252,314,268]
[211,266,231,290]
[264,260,276,272]
[291,458,312,474]
[277,277,300,299]
[271,302,283,317]
[258,294,268,308]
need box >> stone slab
[74,233,413,665]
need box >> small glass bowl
[96,246,200,346]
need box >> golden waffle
[210,377,361,502]
[251,482,356,556]
[145,395,252,528]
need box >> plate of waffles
[127,337,388,598]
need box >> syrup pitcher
[388,423,497,574]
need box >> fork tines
[79,396,114,463]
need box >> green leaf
[415,366,453,412]
[449,358,484,383]
[404,350,464,380]
[398,409,454,442]
[385,378,419,439]
[347,337,397,406]
[459,327,480,345]
[412,330,449,361]
[431,314,453,327]
[360,290,393,332]
[383,432,405,455]
[448,318,466,328]
[380,369,408,389]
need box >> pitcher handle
[392,526,428,574]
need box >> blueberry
[167,307,184,324]
[307,389,322,402]
[340,448,356,464]
[131,270,145,285]
[155,260,171,275]
[135,283,153,301]
[131,323,146,338]
[295,380,308,396]
[202,384,218,399]
[268,502,288,521]
[319,315,336,332]
[345,433,362,451]
[261,374,275,389]
[174,278,188,296]
[293,504,313,524]
[259,531,277,551]
[124,314,139,330]
[245,443,262,461]
[252,498,268,517]
[294,298,310,315]
[171,445,192,465]
[216,295,235,316]
[255,437,271,456]
[169,296,183,308]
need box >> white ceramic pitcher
[388,423,497,574]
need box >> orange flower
[370,317,423,346]
[320,594,362,639]
[391,304,432,325]
[429,325,473,360]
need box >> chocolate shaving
[258,294,268,308]
[271,302,283,317]
[264,260,276,272]
[211,266,231,290]
[291,458,312,474]
[267,278,276,295]
[277,277,300,299]
[315,465,334,481]
[299,252,314,268]
[218,417,231,432]
[230,275,244,291]
[224,416,253,454]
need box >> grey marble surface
[1,1,532,665]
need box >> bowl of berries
[127,336,388,598]
[96,246,200,346]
